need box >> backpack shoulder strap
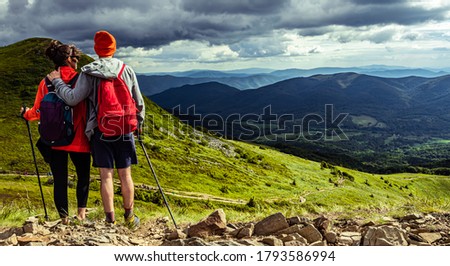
[44,73,79,92]
[95,64,126,106]
[44,77,55,92]
[67,73,79,87]
[117,63,126,81]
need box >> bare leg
[117,166,134,210]
[77,208,86,220]
[100,168,115,219]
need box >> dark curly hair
[45,40,81,69]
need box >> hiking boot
[104,220,116,228]
[125,214,140,229]
[105,219,116,226]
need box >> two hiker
[21,31,145,228]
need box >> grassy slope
[1,39,449,227]
[0,38,92,173]
[2,96,448,226]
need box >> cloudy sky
[1,0,450,73]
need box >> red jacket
[24,66,90,153]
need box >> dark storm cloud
[1,0,449,50]
[181,0,290,14]
[7,0,28,13]
[326,4,448,27]
[277,1,449,30]
[349,0,408,4]
[33,0,155,13]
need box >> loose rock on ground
[1,210,449,246]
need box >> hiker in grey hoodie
[47,30,145,229]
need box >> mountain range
[151,72,450,131]
[137,66,450,95]
[150,73,450,173]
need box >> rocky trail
[1,210,449,246]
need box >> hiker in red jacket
[21,40,91,224]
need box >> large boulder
[253,212,289,236]
[187,209,227,238]
[363,225,408,246]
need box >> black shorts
[91,129,138,169]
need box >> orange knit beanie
[94,31,116,57]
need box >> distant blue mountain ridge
[137,65,449,96]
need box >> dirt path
[0,173,247,205]
[135,183,247,205]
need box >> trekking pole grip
[20,104,27,120]
[136,128,143,142]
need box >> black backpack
[38,74,79,146]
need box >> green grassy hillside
[1,38,449,227]
[0,38,93,173]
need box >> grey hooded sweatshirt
[52,57,145,140]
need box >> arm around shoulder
[52,73,92,106]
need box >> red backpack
[97,64,138,136]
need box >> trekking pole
[21,105,49,221]
[137,131,178,229]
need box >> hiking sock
[124,208,133,219]
[105,211,115,223]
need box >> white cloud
[116,47,163,58]
[198,45,239,62]
[0,0,8,17]
[410,0,450,10]
[159,40,239,63]
[282,32,322,56]
[326,25,403,44]
[115,40,240,72]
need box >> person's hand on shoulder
[47,67,61,81]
